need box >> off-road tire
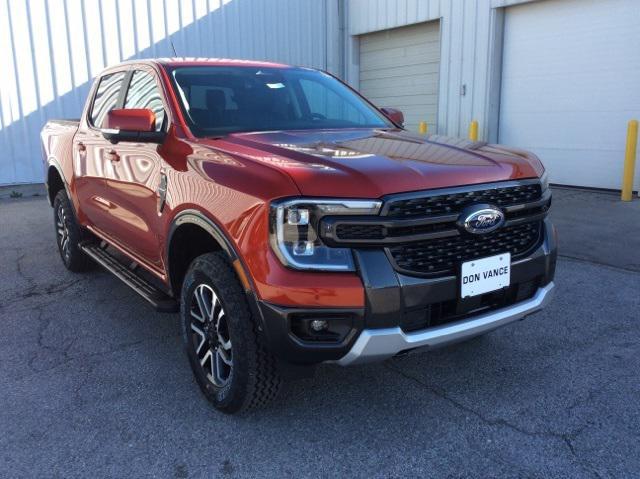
[52,190,93,272]
[180,252,281,413]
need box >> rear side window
[90,71,125,128]
[124,70,166,131]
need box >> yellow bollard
[621,119,638,201]
[468,120,479,141]
[418,121,428,135]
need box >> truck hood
[220,129,544,197]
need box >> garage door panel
[499,0,640,189]
[359,49,440,72]
[359,21,440,133]
[361,32,435,53]
[359,62,439,81]
[501,71,640,113]
[401,105,438,115]
[360,42,440,62]
[399,109,438,124]
[366,97,437,110]
[362,83,437,100]
[500,111,632,149]
[360,23,439,52]
[360,73,438,91]
[526,148,624,186]
[371,109,438,121]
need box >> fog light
[310,319,328,332]
[290,314,354,343]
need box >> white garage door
[359,21,440,133]
[499,0,640,189]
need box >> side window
[90,71,126,128]
[124,70,166,131]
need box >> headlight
[270,198,382,271]
[540,171,550,191]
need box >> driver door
[73,70,127,228]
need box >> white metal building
[1,0,639,190]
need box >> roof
[154,57,293,68]
[96,57,302,83]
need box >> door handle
[107,150,120,162]
[76,142,86,153]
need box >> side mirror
[380,107,404,128]
[101,109,166,144]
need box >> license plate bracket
[460,253,511,298]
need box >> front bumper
[337,281,554,365]
[255,218,557,365]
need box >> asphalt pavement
[1,188,639,478]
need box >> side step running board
[80,242,179,313]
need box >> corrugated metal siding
[0,0,333,186]
[346,0,528,140]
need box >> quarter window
[124,70,166,131]
[90,71,126,128]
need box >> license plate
[460,253,511,298]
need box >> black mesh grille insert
[386,183,542,218]
[388,222,542,275]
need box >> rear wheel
[180,252,281,413]
[53,190,93,272]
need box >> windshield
[169,66,393,137]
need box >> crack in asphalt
[564,376,618,415]
[0,249,86,311]
[384,362,603,479]
[0,279,84,313]
[15,253,32,284]
[15,332,181,382]
[27,305,80,374]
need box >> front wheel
[180,252,281,413]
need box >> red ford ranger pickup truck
[41,59,556,413]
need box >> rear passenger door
[97,67,168,272]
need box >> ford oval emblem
[459,206,505,234]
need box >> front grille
[385,183,542,218]
[320,180,549,278]
[388,222,542,276]
[401,279,540,332]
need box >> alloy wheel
[56,205,70,259]
[189,284,233,387]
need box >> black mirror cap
[101,129,167,145]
